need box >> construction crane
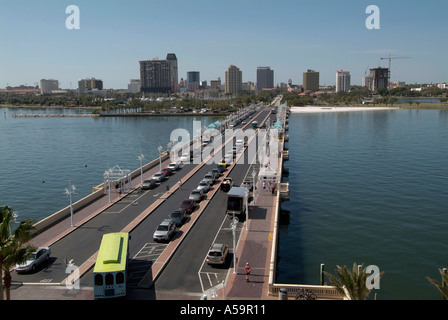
[379,55,412,88]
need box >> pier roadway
[10,107,273,299]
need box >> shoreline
[289,106,399,113]
[289,105,448,113]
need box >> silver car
[189,189,205,202]
[152,171,166,182]
[153,219,176,242]
[206,243,229,265]
[15,247,51,273]
[197,179,211,193]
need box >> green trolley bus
[93,232,129,299]
[251,121,258,129]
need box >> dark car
[169,209,188,226]
[179,199,197,214]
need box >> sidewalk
[221,189,278,300]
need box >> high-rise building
[225,65,242,94]
[166,53,178,92]
[78,78,103,93]
[187,71,200,91]
[303,70,319,92]
[257,67,274,90]
[140,58,172,93]
[336,70,351,92]
[40,79,59,94]
[367,67,389,91]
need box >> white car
[180,153,190,162]
[15,247,51,273]
[168,162,180,171]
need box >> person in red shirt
[244,262,252,282]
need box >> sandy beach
[290,106,399,113]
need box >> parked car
[153,219,176,242]
[169,209,188,226]
[179,199,197,214]
[141,178,157,190]
[189,189,205,202]
[15,247,51,273]
[212,168,221,178]
[204,171,216,184]
[197,179,211,193]
[152,171,166,182]
[206,243,229,265]
[168,162,180,171]
[162,167,174,176]
[180,153,190,162]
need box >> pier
[9,99,343,301]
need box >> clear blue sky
[1,0,447,89]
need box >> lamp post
[158,145,163,171]
[230,217,239,274]
[138,154,144,184]
[65,180,76,227]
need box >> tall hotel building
[336,70,351,92]
[303,69,319,92]
[166,53,178,92]
[140,53,178,94]
[225,65,242,94]
[257,67,274,90]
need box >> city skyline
[1,0,447,90]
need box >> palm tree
[324,263,384,300]
[0,206,36,300]
[426,269,448,300]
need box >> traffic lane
[152,161,252,294]
[127,161,224,257]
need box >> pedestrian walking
[244,262,252,282]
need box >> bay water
[1,107,447,299]
[277,109,448,299]
[0,107,221,223]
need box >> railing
[270,284,344,300]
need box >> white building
[128,79,141,94]
[336,70,350,92]
[40,79,59,94]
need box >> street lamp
[158,145,163,171]
[230,217,239,274]
[138,154,145,184]
[65,180,76,227]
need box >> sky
[1,0,447,89]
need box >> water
[277,109,448,300]
[2,107,448,299]
[0,107,222,223]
